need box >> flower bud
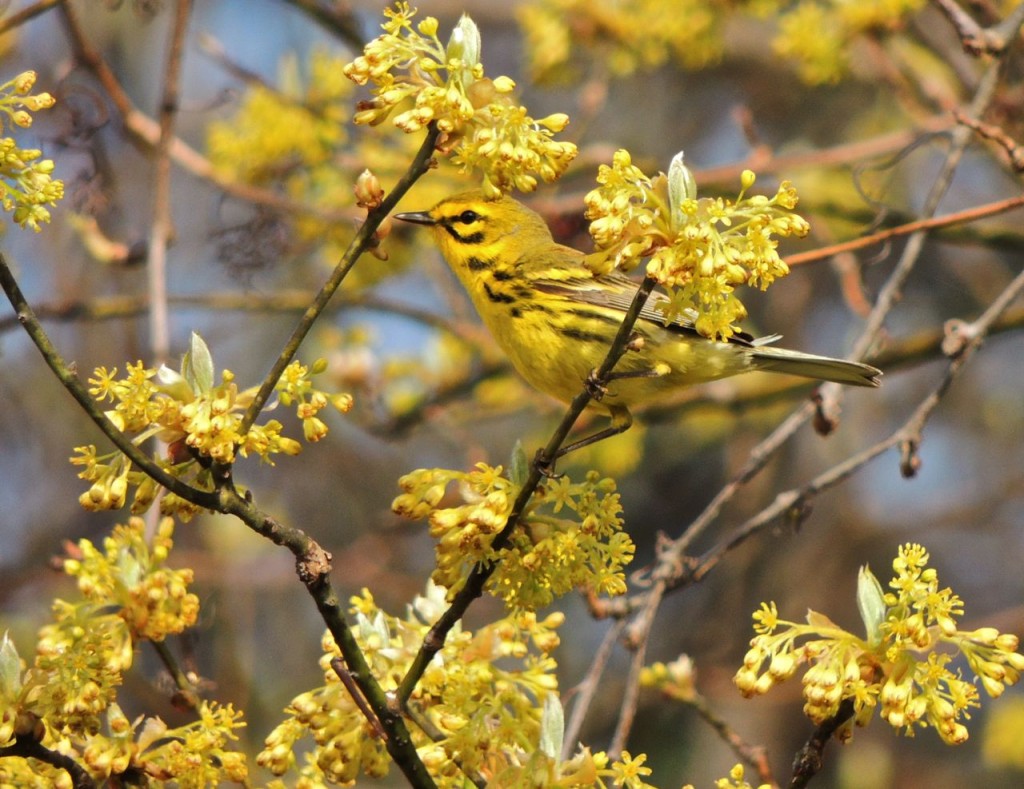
[492,75,516,93]
[417,16,439,37]
[354,169,384,209]
[536,113,569,132]
[13,71,36,94]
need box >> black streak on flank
[483,282,516,304]
[559,327,607,344]
[467,256,493,271]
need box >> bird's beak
[393,210,436,226]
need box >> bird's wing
[532,271,763,348]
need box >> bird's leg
[604,367,668,383]
[554,405,633,459]
[542,346,657,469]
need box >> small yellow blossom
[610,750,656,788]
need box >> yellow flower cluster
[392,464,634,610]
[133,701,248,785]
[774,0,926,84]
[62,517,199,641]
[70,334,351,519]
[734,544,1024,745]
[0,70,63,231]
[0,519,247,785]
[344,4,577,196]
[517,0,728,82]
[258,584,561,785]
[585,149,808,340]
[207,49,351,185]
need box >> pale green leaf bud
[667,151,696,229]
[182,332,215,395]
[447,14,481,70]
[539,693,564,759]
[857,564,886,646]
[0,632,22,697]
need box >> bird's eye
[456,210,479,224]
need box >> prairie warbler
[396,191,880,450]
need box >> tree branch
[789,699,856,789]
[237,122,442,435]
[395,277,659,705]
[0,735,95,789]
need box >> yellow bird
[395,191,879,450]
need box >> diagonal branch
[395,277,659,705]
[238,122,442,435]
[0,252,437,786]
[0,254,218,509]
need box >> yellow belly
[478,293,753,413]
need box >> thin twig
[147,0,193,367]
[561,619,627,760]
[330,657,387,740]
[786,192,1024,267]
[688,693,775,787]
[0,0,65,35]
[237,123,442,436]
[953,110,1024,171]
[930,0,1024,55]
[789,699,856,789]
[607,628,651,755]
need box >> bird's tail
[750,346,881,388]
